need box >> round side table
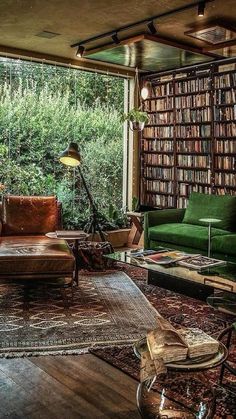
[199,218,221,258]
[46,231,89,285]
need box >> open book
[147,316,219,363]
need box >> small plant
[122,108,149,124]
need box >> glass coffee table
[105,248,236,301]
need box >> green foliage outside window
[0,59,125,229]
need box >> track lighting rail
[71,0,213,54]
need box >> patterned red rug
[90,264,236,418]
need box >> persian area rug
[0,271,159,357]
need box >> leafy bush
[0,60,125,228]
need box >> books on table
[178,255,226,270]
[131,248,191,265]
[146,315,219,362]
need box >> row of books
[145,193,175,208]
[178,183,211,196]
[177,140,211,153]
[215,123,236,137]
[214,73,236,88]
[215,188,235,195]
[215,140,236,153]
[148,113,174,125]
[215,172,236,186]
[214,106,236,121]
[177,169,211,184]
[177,197,188,208]
[153,83,173,96]
[214,89,236,104]
[143,139,173,152]
[176,108,211,123]
[144,98,174,112]
[175,125,211,138]
[145,180,174,194]
[143,166,174,179]
[177,155,211,168]
[174,77,210,93]
[175,93,210,108]
[144,153,174,166]
[143,126,174,138]
[215,156,236,170]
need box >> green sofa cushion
[182,192,236,231]
[212,234,236,256]
[148,223,229,251]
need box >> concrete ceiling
[0,0,235,74]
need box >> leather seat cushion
[148,223,229,251]
[0,236,74,275]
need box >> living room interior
[0,0,236,418]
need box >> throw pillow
[183,192,236,231]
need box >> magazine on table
[130,248,169,258]
[133,250,192,265]
[178,254,226,271]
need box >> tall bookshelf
[140,60,236,209]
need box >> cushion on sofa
[182,192,236,231]
[2,195,58,235]
[148,223,230,251]
[212,234,236,256]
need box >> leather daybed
[0,195,74,281]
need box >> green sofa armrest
[144,208,186,249]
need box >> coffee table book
[178,255,226,270]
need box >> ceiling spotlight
[198,1,205,17]
[111,32,120,44]
[147,21,157,35]
[76,45,85,58]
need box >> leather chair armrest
[144,208,186,249]
[0,220,2,236]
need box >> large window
[0,58,125,228]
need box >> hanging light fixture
[141,81,151,100]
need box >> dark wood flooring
[0,354,140,419]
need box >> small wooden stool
[126,211,144,245]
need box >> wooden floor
[0,354,140,419]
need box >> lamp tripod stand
[59,142,106,242]
[77,166,106,241]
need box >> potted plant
[123,108,149,131]
[85,205,131,248]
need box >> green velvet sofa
[144,192,236,263]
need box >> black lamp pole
[59,142,106,242]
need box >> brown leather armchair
[0,195,75,280]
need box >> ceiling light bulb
[198,1,205,17]
[76,45,85,58]
[141,86,149,100]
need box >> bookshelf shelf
[140,60,236,209]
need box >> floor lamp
[59,142,106,241]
